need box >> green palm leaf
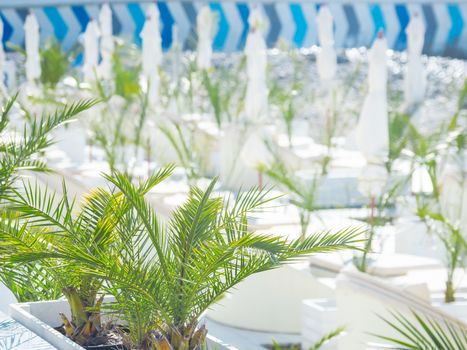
[374,311,467,349]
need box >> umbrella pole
[370,196,376,225]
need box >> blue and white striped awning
[0,0,466,58]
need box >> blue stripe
[71,5,89,32]
[209,3,229,51]
[73,52,83,67]
[343,4,359,47]
[236,3,249,50]
[422,4,436,54]
[394,4,409,51]
[127,3,145,46]
[16,8,28,22]
[44,7,68,41]
[264,4,280,46]
[0,12,13,47]
[290,3,306,47]
[181,2,196,49]
[447,4,463,45]
[111,5,122,36]
[445,4,464,57]
[0,1,463,58]
[370,4,385,39]
[157,2,174,50]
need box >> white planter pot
[394,217,444,260]
[9,299,235,350]
[432,293,467,323]
[0,282,17,314]
[208,264,333,333]
[301,298,339,350]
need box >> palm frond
[309,326,346,350]
[0,98,99,196]
[374,310,467,350]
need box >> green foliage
[0,95,99,197]
[270,85,298,148]
[0,165,174,345]
[0,96,98,303]
[308,326,346,350]
[406,105,466,302]
[90,91,150,175]
[387,112,410,172]
[0,211,62,301]
[202,70,224,128]
[159,121,200,182]
[354,175,408,273]
[93,101,132,173]
[40,39,70,88]
[259,148,320,240]
[1,183,118,344]
[456,78,467,111]
[201,63,245,128]
[271,326,345,350]
[113,44,141,100]
[268,53,303,149]
[375,310,467,349]
[88,170,362,349]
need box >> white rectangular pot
[432,293,467,324]
[9,299,236,350]
[301,298,339,350]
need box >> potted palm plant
[95,171,363,349]
[408,116,466,305]
[259,149,321,241]
[88,42,151,175]
[2,165,174,349]
[3,164,362,350]
[0,95,97,304]
[39,39,71,90]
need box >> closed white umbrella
[411,164,433,194]
[171,25,181,82]
[24,12,41,85]
[140,4,162,107]
[316,5,336,83]
[356,30,389,162]
[99,3,114,80]
[196,6,214,70]
[404,12,426,107]
[83,19,100,83]
[244,8,268,121]
[240,126,273,188]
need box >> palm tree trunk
[445,280,455,303]
[62,287,88,328]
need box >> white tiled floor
[0,312,57,350]
[205,318,301,349]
